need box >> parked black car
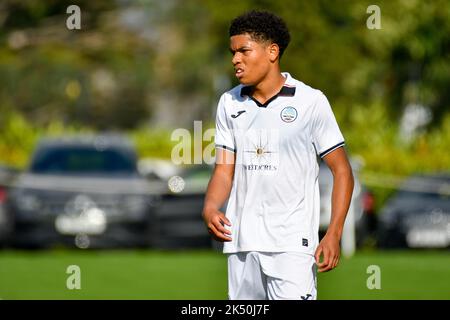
[6,135,166,249]
[377,173,450,249]
[0,164,19,246]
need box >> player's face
[229,33,272,86]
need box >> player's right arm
[202,148,235,242]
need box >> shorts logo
[301,294,312,300]
[302,238,308,247]
[280,106,297,123]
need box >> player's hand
[202,208,232,242]
[314,233,341,272]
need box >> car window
[30,147,137,174]
[396,177,450,202]
[396,190,449,201]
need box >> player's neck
[251,71,286,104]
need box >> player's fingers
[213,218,232,235]
[318,248,332,272]
[220,214,232,226]
[211,230,231,242]
[322,247,331,266]
[211,233,228,242]
[314,246,323,265]
[333,255,340,269]
[327,251,336,268]
[329,257,337,270]
[333,257,339,269]
[319,256,332,272]
[208,223,232,242]
[320,264,334,272]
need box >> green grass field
[0,249,449,300]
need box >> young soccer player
[202,10,354,300]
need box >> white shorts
[227,251,317,300]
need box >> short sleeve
[215,94,236,153]
[311,93,345,158]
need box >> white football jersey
[215,72,345,254]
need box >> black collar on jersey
[240,85,296,108]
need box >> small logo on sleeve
[302,238,308,247]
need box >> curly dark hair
[229,10,291,58]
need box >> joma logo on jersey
[231,110,246,118]
[280,106,297,123]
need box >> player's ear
[268,43,280,62]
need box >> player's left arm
[315,147,354,272]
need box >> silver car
[7,135,166,249]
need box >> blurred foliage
[0,0,449,209]
[0,110,214,168]
[0,0,155,129]
[0,110,93,167]
[1,0,449,127]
